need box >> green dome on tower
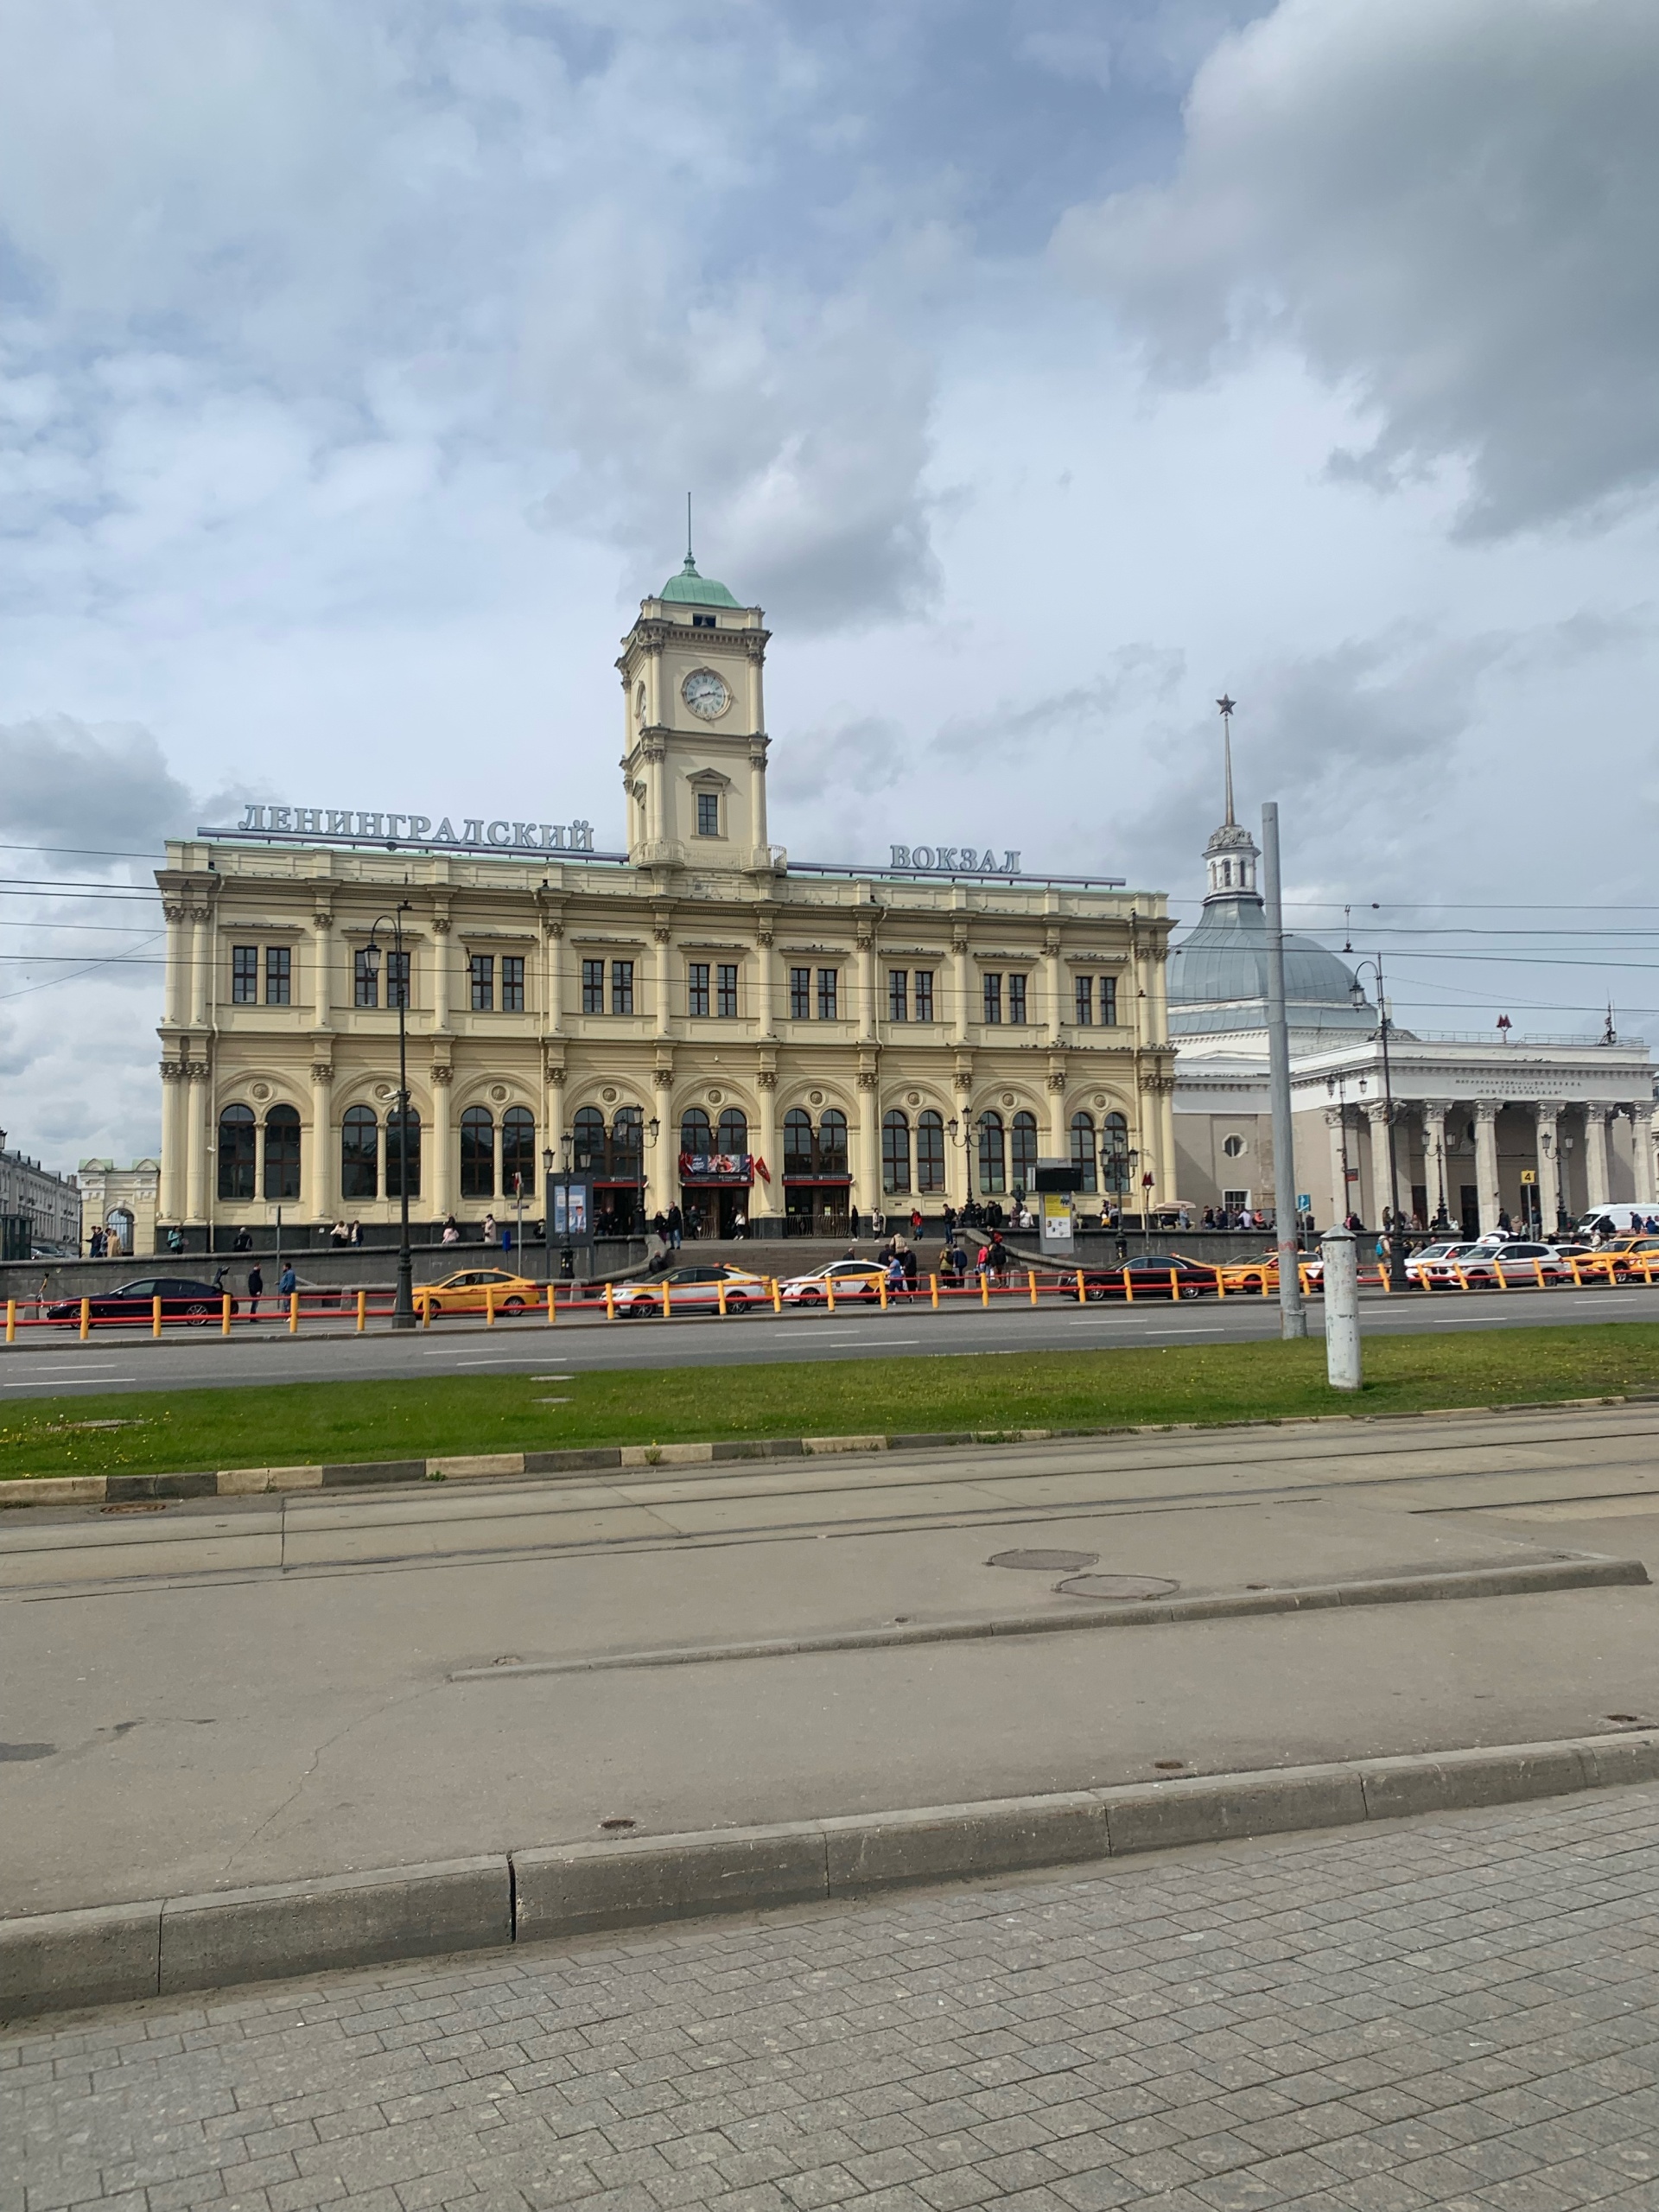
[659,555,741,608]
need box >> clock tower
[617,549,780,875]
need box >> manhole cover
[99,1501,168,1516]
[988,1548,1099,1572]
[1058,1573,1180,1602]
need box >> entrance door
[1459,1184,1480,1239]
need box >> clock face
[682,667,731,721]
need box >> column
[1532,1104,1560,1236]
[1045,932,1063,1046]
[748,738,770,861]
[648,1070,676,1217]
[654,921,674,1036]
[163,905,188,1026]
[855,1073,880,1220]
[753,928,774,1035]
[752,1071,779,1225]
[1421,1100,1452,1228]
[1158,1080,1177,1216]
[543,921,563,1033]
[856,925,877,1042]
[429,1065,454,1218]
[1363,1101,1392,1224]
[313,910,332,1026]
[159,1064,187,1220]
[189,907,212,1027]
[1643,1111,1659,1208]
[186,1062,210,1223]
[308,1064,334,1222]
[1473,1100,1501,1232]
[952,930,970,1045]
[1586,1104,1611,1207]
[1324,1105,1349,1224]
[430,918,451,1030]
[1046,1071,1068,1163]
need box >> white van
[1575,1204,1655,1239]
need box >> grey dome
[1169,893,1376,1039]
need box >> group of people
[86,1224,125,1257]
[1199,1205,1270,1232]
[864,1226,1013,1293]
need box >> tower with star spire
[1203,694,1259,904]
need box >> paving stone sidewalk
[8,1790,1659,2212]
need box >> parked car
[46,1275,238,1327]
[412,1268,546,1319]
[1404,1240,1483,1282]
[612,1263,771,1316]
[1077,1254,1220,1301]
[1605,1236,1659,1281]
[779,1259,893,1306]
[1416,1241,1569,1287]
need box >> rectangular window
[611,960,634,1015]
[790,966,810,1020]
[265,946,290,1006]
[887,969,908,1021]
[817,968,838,1020]
[982,972,1002,1025]
[1007,974,1027,1025]
[688,962,710,1019]
[691,612,716,630]
[716,963,739,1018]
[1101,975,1118,1026]
[232,946,258,1004]
[696,791,721,837]
[469,954,493,1011]
[914,970,934,1022]
[354,950,378,1008]
[386,950,410,1010]
[501,956,525,1013]
[582,958,604,1014]
[1223,1188,1249,1213]
[1074,976,1092,1026]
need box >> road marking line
[4,1376,138,1387]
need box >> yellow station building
[156,555,1175,1247]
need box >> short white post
[1323,1227,1361,1393]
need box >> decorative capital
[430,1064,454,1086]
[159,1060,186,1083]
[1474,1099,1500,1124]
[756,1070,777,1090]
[188,905,213,925]
[313,912,332,932]
[163,904,187,925]
[855,1071,878,1090]
[544,922,563,941]
[309,1063,334,1086]
[757,928,773,949]
[431,918,451,936]
[1323,1104,1345,1128]
[952,1069,974,1094]
[653,1065,676,1090]
[183,1059,212,1082]
[1138,1071,1176,1095]
[653,927,672,945]
[1046,1070,1067,1093]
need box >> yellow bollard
[1454,1263,1470,1291]
[1534,1261,1546,1291]
[222,1293,232,1336]
[1075,1269,1085,1306]
[546,1283,556,1325]
[771,1278,782,1314]
[5,1298,14,1343]
[1216,1268,1226,1299]
[980,1271,989,1307]
[486,1285,496,1327]
[358,1288,367,1333]
[827,1275,836,1313]
[153,1294,162,1339]
[1028,1268,1038,1306]
[422,1290,431,1327]
[1568,1255,1583,1287]
[879,1274,888,1310]
[932,1273,941,1310]
[663,1279,672,1318]
[717,1279,728,1317]
[605,1281,616,1319]
[289,1289,300,1334]
[1122,1267,1133,1304]
[1496,1259,1510,1290]
[1169,1267,1179,1302]
[80,1295,90,1341]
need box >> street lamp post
[945,1116,977,1227]
[1350,956,1408,1293]
[364,906,416,1330]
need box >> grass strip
[3,1324,1659,1481]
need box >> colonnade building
[1171,811,1658,1235]
[156,555,1177,1246]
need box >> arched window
[1103,1111,1130,1195]
[680,1108,712,1156]
[1011,1111,1039,1194]
[572,1106,606,1173]
[784,1109,814,1176]
[218,1104,256,1201]
[461,1106,494,1200]
[882,1109,911,1193]
[1070,1111,1097,1193]
[716,1108,748,1155]
[611,1105,644,1181]
[501,1106,536,1198]
[264,1103,301,1201]
[340,1105,378,1201]
[917,1109,945,1193]
[977,1111,1006,1195]
[818,1109,849,1175]
[386,1108,421,1198]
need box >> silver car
[611,1263,771,1317]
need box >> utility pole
[1262,800,1306,1338]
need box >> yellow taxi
[413,1268,546,1319]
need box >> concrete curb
[5,1729,1658,2021]
[447,1555,1650,1680]
[2,1393,1654,1510]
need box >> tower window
[696,791,721,837]
[691,613,716,629]
[1222,860,1232,886]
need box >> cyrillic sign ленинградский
[231,807,595,853]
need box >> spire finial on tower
[683,492,695,574]
[1216,695,1237,827]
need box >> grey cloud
[0,715,194,868]
[1054,0,1659,537]
[933,644,1185,762]
[771,715,910,809]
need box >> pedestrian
[277,1261,297,1302]
[733,1208,747,1240]
[909,1207,922,1239]
[233,1225,252,1252]
[330,1219,349,1248]
[442,1217,460,1245]
[348,1219,363,1245]
[89,1225,105,1258]
[886,1251,906,1298]
[901,1243,918,1287]
[943,1204,957,1238]
[166,1225,184,1254]
[483,1211,497,1249]
[247,1262,264,1320]
[989,1230,1007,1277]
[667,1205,683,1249]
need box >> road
[3,1279,1658,1396]
[7,1784,1659,2212]
[6,1402,1659,1915]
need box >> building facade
[1170,811,1658,1234]
[78,1160,160,1258]
[156,556,1177,1245]
[0,1133,82,1258]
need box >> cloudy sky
[3,0,1656,1170]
